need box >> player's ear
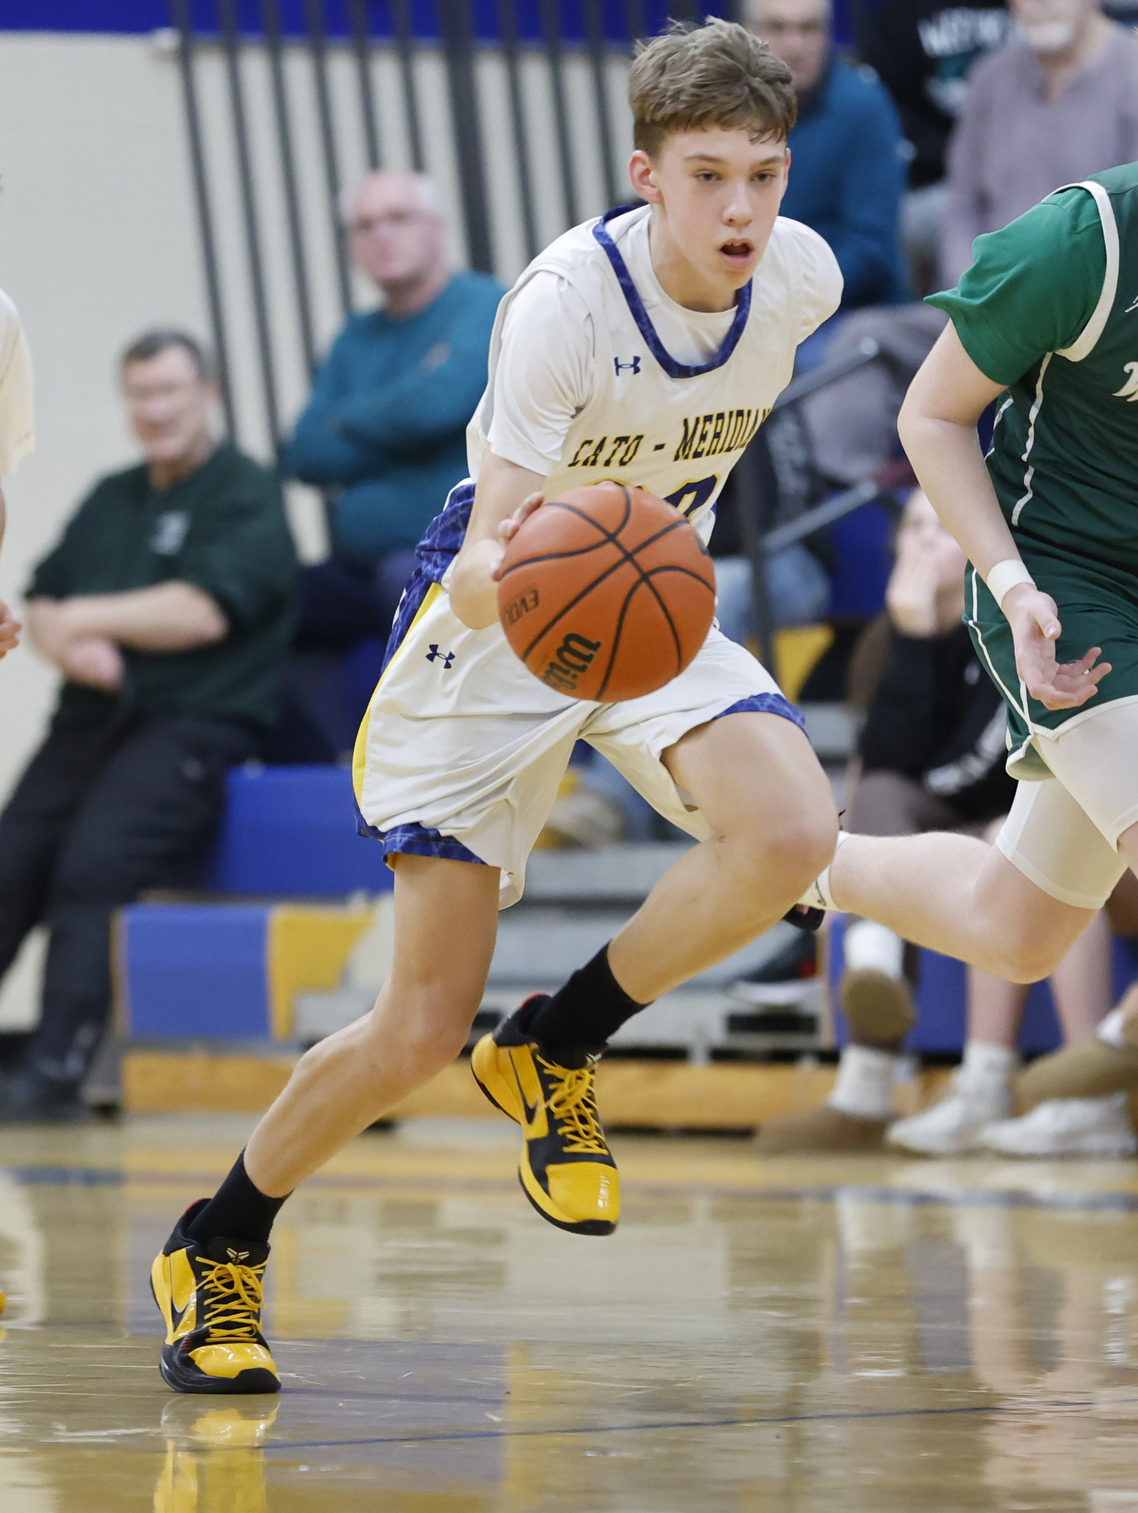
[628,150,662,204]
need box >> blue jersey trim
[713,692,806,734]
[356,814,488,868]
[592,206,753,380]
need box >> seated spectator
[748,490,1117,1153]
[0,329,297,1120]
[745,0,908,323]
[283,171,504,753]
[858,0,1011,294]
[942,0,1138,287]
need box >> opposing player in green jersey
[798,162,1138,982]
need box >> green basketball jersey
[930,162,1138,572]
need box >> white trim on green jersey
[1056,180,1120,362]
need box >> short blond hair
[629,18,796,158]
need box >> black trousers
[0,714,255,1085]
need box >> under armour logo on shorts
[614,355,641,375]
[426,645,455,669]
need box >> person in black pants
[1,328,297,1119]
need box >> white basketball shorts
[353,577,803,907]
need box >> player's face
[122,346,216,465]
[629,128,790,310]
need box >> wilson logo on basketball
[502,587,540,625]
[542,632,602,693]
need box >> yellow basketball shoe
[151,1200,280,1395]
[472,996,619,1236]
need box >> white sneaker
[886,1075,1012,1156]
[979,1093,1138,1158]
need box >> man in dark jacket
[858,0,1012,291]
[1,329,298,1119]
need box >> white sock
[1096,1007,1129,1048]
[800,830,852,911]
[958,1039,1017,1093]
[827,1044,898,1120]
[843,919,905,978]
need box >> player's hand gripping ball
[497,482,717,701]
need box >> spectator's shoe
[756,1103,888,1154]
[1018,1036,1138,1109]
[978,1093,1138,1158]
[0,1070,90,1125]
[839,967,915,1047]
[471,997,619,1235]
[151,1200,280,1395]
[886,1076,1012,1156]
[731,933,818,1005]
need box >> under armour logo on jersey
[426,645,455,668]
[1114,361,1138,400]
[614,355,641,375]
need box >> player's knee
[994,926,1066,984]
[718,808,835,902]
[751,810,835,889]
[365,991,474,1076]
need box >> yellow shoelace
[199,1259,265,1343]
[540,1060,608,1155]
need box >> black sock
[185,1152,290,1247]
[526,945,649,1053]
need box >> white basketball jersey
[469,204,842,544]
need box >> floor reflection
[0,1127,1134,1508]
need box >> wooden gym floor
[0,1114,1137,1511]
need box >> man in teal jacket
[285,172,503,672]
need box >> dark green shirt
[29,443,298,729]
[928,164,1138,570]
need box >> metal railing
[169,0,886,668]
[169,1,732,456]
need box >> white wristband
[986,558,1035,611]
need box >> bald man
[283,173,504,755]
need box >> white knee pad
[1034,699,1138,849]
[995,775,1126,911]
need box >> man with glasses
[0,329,297,1121]
[746,0,907,323]
[284,172,503,755]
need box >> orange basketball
[497,481,717,702]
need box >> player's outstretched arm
[450,451,546,630]
[898,324,1107,712]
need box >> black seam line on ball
[514,489,704,664]
[515,527,688,667]
[594,568,685,700]
[592,564,716,700]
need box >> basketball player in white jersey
[151,17,844,1395]
[0,285,34,657]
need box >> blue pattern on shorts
[713,692,806,733]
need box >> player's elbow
[173,584,229,647]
